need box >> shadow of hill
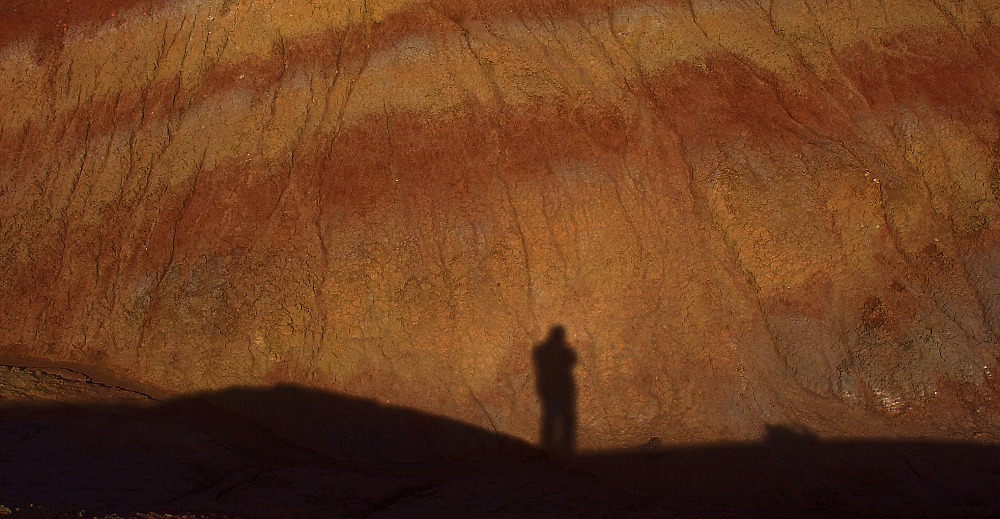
[188,384,536,463]
[0,383,540,517]
[2,383,1000,517]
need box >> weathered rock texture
[3,0,1000,450]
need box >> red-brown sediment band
[0,0,172,52]
[21,9,1000,140]
[3,33,998,300]
[0,0,672,53]
[3,30,1000,318]
[3,22,999,190]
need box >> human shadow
[533,325,578,456]
[3,377,1000,516]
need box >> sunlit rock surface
[3,0,1000,452]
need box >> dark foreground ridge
[2,380,1000,518]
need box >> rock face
[2,0,1000,451]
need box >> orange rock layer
[2,0,1000,450]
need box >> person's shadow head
[533,325,577,457]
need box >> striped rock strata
[3,0,1000,452]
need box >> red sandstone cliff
[3,0,1000,451]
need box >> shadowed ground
[2,366,999,518]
